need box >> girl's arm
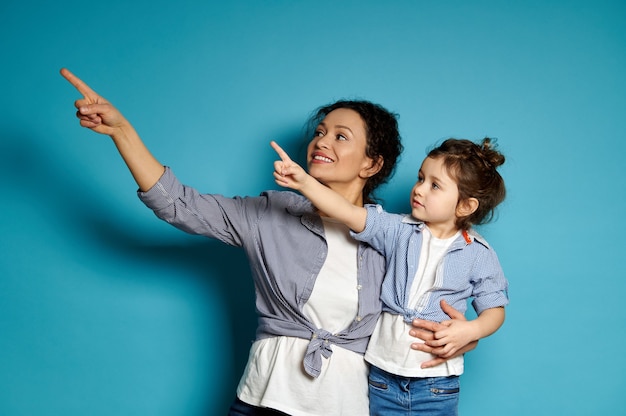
[61,68,165,191]
[271,141,367,232]
[413,302,504,366]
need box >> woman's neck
[314,186,363,218]
[325,183,364,207]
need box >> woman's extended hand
[271,141,309,190]
[60,68,128,136]
[60,68,164,191]
[409,300,479,368]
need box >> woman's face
[306,108,378,201]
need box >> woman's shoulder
[262,189,307,204]
[258,190,315,213]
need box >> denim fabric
[368,365,460,416]
[227,398,289,416]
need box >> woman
[60,68,475,416]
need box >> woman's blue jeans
[368,365,460,416]
[227,397,289,416]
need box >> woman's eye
[314,130,324,137]
[337,134,347,141]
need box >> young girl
[271,137,509,415]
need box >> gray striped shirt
[138,168,386,377]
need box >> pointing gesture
[60,68,128,136]
[270,141,367,232]
[270,141,310,190]
[60,67,164,191]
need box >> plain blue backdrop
[1,0,625,415]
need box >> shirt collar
[400,215,491,249]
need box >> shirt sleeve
[350,204,398,256]
[470,246,509,314]
[137,166,266,246]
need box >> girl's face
[410,156,461,238]
[307,108,378,203]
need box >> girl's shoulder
[364,203,410,222]
[465,229,492,250]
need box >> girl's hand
[270,141,309,190]
[60,68,129,136]
[409,300,479,368]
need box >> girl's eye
[432,183,440,190]
[417,176,424,183]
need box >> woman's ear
[360,156,384,179]
[457,197,479,217]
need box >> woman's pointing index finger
[60,68,98,99]
[270,141,293,164]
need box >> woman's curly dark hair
[308,100,403,204]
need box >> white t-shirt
[237,218,369,415]
[365,227,465,377]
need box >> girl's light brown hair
[427,138,506,230]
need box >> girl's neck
[424,222,460,239]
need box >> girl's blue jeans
[368,365,460,416]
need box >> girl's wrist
[468,319,486,342]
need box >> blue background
[1,1,625,414]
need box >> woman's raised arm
[60,68,165,191]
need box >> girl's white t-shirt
[365,227,465,377]
[237,218,368,416]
